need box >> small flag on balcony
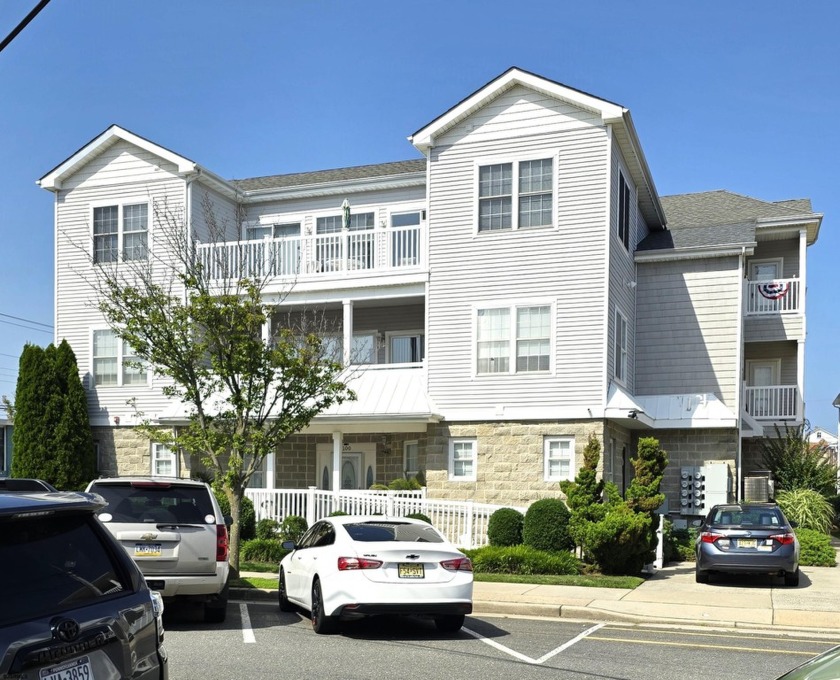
[758,281,790,300]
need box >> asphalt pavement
[234,560,840,633]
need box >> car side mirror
[224,515,233,526]
[282,540,297,551]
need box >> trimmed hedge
[213,489,256,540]
[796,528,837,567]
[240,538,289,563]
[487,508,525,547]
[255,518,280,540]
[522,498,574,552]
[279,515,308,544]
[464,545,580,575]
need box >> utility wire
[0,312,52,329]
[0,0,52,54]
[0,318,53,334]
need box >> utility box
[680,463,731,516]
[702,462,731,509]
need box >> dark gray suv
[0,490,168,679]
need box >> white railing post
[306,486,316,527]
[386,493,395,517]
[463,500,474,549]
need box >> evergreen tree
[625,436,669,566]
[560,433,606,553]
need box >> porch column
[265,452,275,490]
[799,228,807,311]
[331,431,342,494]
[342,299,353,365]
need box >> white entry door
[747,360,780,417]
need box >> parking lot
[161,600,840,680]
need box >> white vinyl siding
[476,304,550,375]
[448,439,476,481]
[477,157,553,231]
[544,436,575,482]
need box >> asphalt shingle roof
[233,159,427,192]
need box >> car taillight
[700,532,720,543]
[216,524,229,561]
[770,533,796,545]
[338,556,383,571]
[441,557,473,572]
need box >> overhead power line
[0,318,53,334]
[0,312,52,329]
[0,0,52,55]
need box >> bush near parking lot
[279,515,308,543]
[795,528,837,567]
[487,507,525,547]
[663,519,696,563]
[465,545,580,575]
[405,512,432,524]
[256,518,280,540]
[776,489,835,533]
[241,538,289,563]
[214,489,256,540]
[522,498,574,552]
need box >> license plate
[738,539,757,549]
[398,563,424,579]
[39,655,92,680]
[135,543,161,557]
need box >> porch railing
[744,278,801,315]
[245,486,527,549]
[744,385,799,419]
[195,225,422,281]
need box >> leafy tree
[88,194,354,573]
[761,424,838,496]
[12,341,95,489]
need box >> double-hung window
[614,309,628,383]
[93,203,148,263]
[618,172,631,250]
[544,437,575,482]
[152,443,177,477]
[404,441,419,478]
[449,439,476,481]
[478,158,553,232]
[477,304,551,374]
[93,329,147,387]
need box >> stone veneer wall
[92,426,192,478]
[423,420,605,506]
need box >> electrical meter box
[680,463,731,516]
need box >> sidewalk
[233,562,840,633]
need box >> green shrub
[368,483,389,491]
[464,545,580,575]
[522,498,574,552]
[240,538,288,563]
[255,518,280,540]
[388,477,422,491]
[796,528,837,567]
[487,508,525,547]
[584,503,651,575]
[279,515,308,544]
[662,520,696,564]
[762,424,838,495]
[405,512,432,524]
[213,489,256,540]
[776,489,835,533]
[329,510,348,516]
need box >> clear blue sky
[1,1,838,431]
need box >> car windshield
[0,513,129,626]
[92,483,214,524]
[709,506,784,527]
[343,521,445,543]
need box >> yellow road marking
[588,636,820,656]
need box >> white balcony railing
[195,225,422,281]
[744,278,801,315]
[744,385,799,420]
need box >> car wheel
[784,568,800,587]
[695,568,709,584]
[278,568,294,612]
[204,589,228,623]
[434,614,465,633]
[310,579,336,634]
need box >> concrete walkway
[234,562,840,633]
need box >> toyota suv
[0,490,168,679]
[86,478,230,623]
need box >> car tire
[310,579,336,634]
[434,614,465,633]
[695,569,709,584]
[278,568,294,612]
[784,568,800,587]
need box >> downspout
[736,246,746,502]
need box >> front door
[747,360,780,417]
[750,260,783,312]
[340,453,362,490]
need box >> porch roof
[634,392,739,429]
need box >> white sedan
[278,515,473,634]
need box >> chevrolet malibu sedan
[278,515,473,634]
[695,503,800,586]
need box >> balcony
[743,385,800,420]
[196,225,422,281]
[744,278,801,316]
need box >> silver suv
[0,490,168,679]
[86,477,231,623]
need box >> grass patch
[240,561,278,574]
[474,572,643,589]
[232,577,278,590]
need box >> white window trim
[473,299,555,377]
[247,214,304,240]
[386,205,426,225]
[448,438,477,482]
[748,258,785,281]
[617,170,632,251]
[746,358,782,386]
[151,443,178,478]
[90,199,150,263]
[473,151,559,234]
[403,440,419,477]
[614,308,628,386]
[90,328,150,388]
[544,436,575,482]
[385,329,425,364]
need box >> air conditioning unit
[744,476,770,502]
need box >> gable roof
[38,125,199,190]
[409,66,666,230]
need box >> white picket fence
[244,486,527,549]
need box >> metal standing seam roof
[321,367,438,419]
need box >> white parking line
[240,604,256,643]
[462,623,604,665]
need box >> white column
[797,340,805,421]
[342,299,353,365]
[331,431,342,494]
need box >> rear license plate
[39,655,92,680]
[135,543,161,557]
[738,539,757,549]
[398,563,425,579]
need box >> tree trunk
[225,484,242,577]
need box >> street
[161,600,840,680]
